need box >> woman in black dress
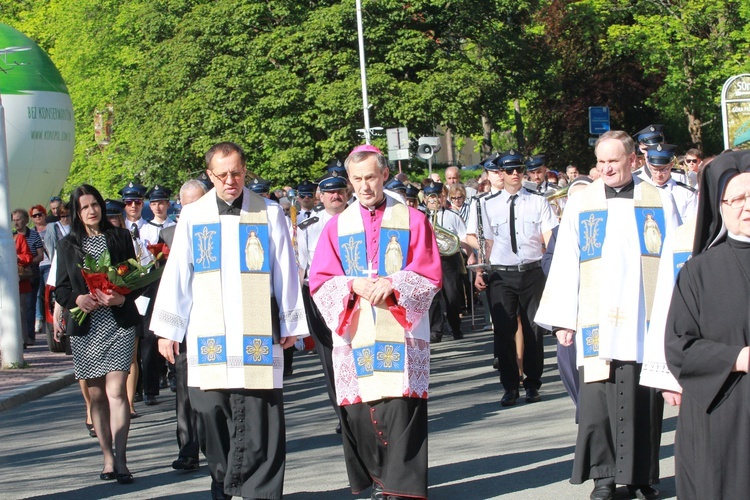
[55,185,141,484]
[665,151,750,499]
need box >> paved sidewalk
[0,340,75,411]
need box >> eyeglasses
[31,213,45,218]
[298,193,313,199]
[722,193,750,209]
[685,158,699,164]
[450,196,465,201]
[503,167,525,174]
[60,214,71,219]
[209,169,245,183]
[124,199,144,206]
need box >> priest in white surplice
[535,131,680,500]
[151,142,308,500]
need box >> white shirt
[429,208,467,240]
[637,171,698,223]
[468,189,558,265]
[297,208,336,277]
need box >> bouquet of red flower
[147,242,170,264]
[69,249,165,325]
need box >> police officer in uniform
[637,143,698,223]
[296,180,318,223]
[297,169,350,433]
[634,124,665,155]
[525,154,557,195]
[248,177,271,197]
[466,151,558,406]
[140,184,175,405]
[425,182,469,342]
[404,183,422,211]
[385,177,408,203]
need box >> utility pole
[356,0,372,144]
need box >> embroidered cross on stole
[577,180,666,382]
[337,198,411,403]
[190,194,275,390]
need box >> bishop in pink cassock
[309,145,441,500]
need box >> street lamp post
[355,0,372,145]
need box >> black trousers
[175,342,200,461]
[428,253,464,337]
[302,284,340,420]
[488,267,546,392]
[340,398,428,499]
[188,387,286,499]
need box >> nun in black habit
[665,150,750,500]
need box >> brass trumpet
[545,185,569,219]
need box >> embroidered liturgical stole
[191,194,274,390]
[577,180,665,382]
[338,198,410,402]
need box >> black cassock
[666,238,750,500]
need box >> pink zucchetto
[349,144,382,155]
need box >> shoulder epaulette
[483,190,502,201]
[524,187,544,196]
[313,203,324,211]
[297,216,319,231]
[674,181,697,193]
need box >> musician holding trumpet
[465,150,558,407]
[424,181,471,343]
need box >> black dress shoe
[335,422,342,434]
[99,470,117,481]
[371,482,384,500]
[500,389,519,407]
[172,456,199,470]
[590,483,615,500]
[627,485,660,500]
[116,472,133,484]
[134,392,143,403]
[211,479,233,500]
[525,387,541,403]
[453,331,464,340]
[492,357,499,369]
[430,333,442,343]
[169,377,177,393]
[144,394,158,406]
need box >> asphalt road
[0,327,678,499]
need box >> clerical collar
[728,232,750,244]
[217,192,244,215]
[359,196,387,215]
[604,180,635,199]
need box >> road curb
[0,369,76,412]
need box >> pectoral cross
[362,261,378,279]
[608,307,625,327]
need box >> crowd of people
[10,126,748,500]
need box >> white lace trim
[332,345,360,405]
[390,271,438,328]
[312,276,351,333]
[405,338,429,398]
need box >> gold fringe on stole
[240,194,274,389]
[339,200,411,402]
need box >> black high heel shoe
[86,423,97,438]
